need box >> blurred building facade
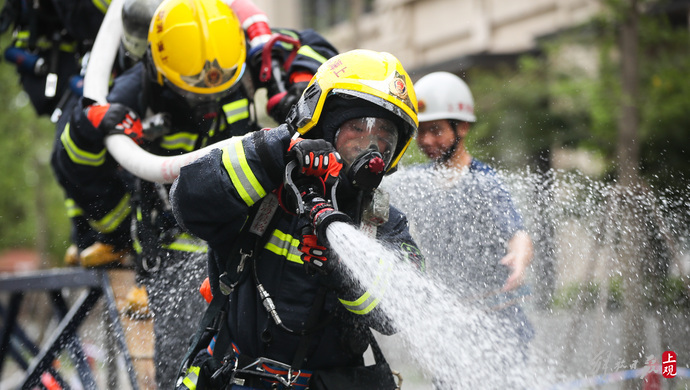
[253,0,603,77]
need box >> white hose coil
[83,0,124,103]
[105,135,241,183]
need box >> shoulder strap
[177,295,228,381]
[218,193,280,295]
[213,194,283,361]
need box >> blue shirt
[382,158,524,297]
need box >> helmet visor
[165,62,246,106]
[334,117,399,167]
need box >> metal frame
[0,268,139,390]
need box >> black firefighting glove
[298,229,355,292]
[287,137,343,185]
[267,81,309,123]
[84,101,144,145]
[298,228,338,275]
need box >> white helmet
[414,71,476,123]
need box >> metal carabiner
[237,249,253,273]
[211,354,238,383]
[142,255,162,273]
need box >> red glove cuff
[288,137,303,151]
[86,104,110,128]
[301,234,323,249]
[324,153,343,179]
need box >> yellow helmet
[147,0,246,102]
[288,49,418,173]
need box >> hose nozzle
[308,201,352,246]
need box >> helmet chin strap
[435,121,462,165]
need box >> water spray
[323,221,551,388]
[280,160,541,386]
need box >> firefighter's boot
[125,285,150,319]
[64,244,80,267]
[79,242,129,268]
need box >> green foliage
[637,16,690,188]
[468,60,557,169]
[607,275,624,311]
[466,41,601,170]
[551,280,601,310]
[0,36,70,265]
[660,277,690,311]
[455,2,689,191]
[398,139,430,168]
[550,276,690,312]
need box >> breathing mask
[334,117,398,191]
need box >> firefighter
[58,0,166,269]
[0,0,106,117]
[50,0,337,387]
[171,49,425,390]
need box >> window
[302,0,375,30]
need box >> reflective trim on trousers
[88,193,131,233]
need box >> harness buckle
[288,368,302,386]
[232,357,300,389]
[211,353,238,383]
[218,272,236,296]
